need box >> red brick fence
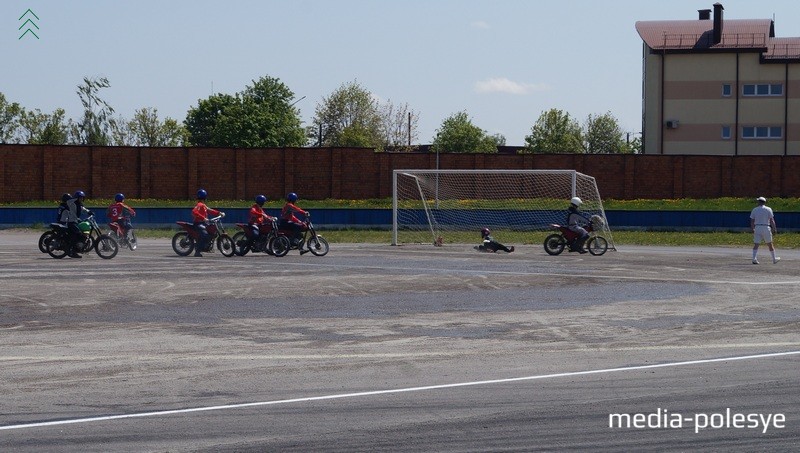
[1,144,798,202]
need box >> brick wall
[1,144,798,202]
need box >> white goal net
[392,169,614,247]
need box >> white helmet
[570,197,583,207]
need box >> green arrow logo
[18,8,40,40]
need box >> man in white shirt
[750,197,779,264]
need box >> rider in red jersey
[107,193,136,236]
[281,192,308,245]
[248,194,274,247]
[192,189,224,257]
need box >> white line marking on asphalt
[1,350,798,431]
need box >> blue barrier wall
[2,207,798,230]
[0,208,394,228]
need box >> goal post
[392,169,614,248]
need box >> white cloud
[470,20,490,30]
[474,77,550,95]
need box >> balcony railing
[764,43,800,59]
[657,32,767,50]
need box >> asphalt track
[0,231,798,451]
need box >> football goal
[392,169,614,248]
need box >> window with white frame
[742,84,783,96]
[722,84,732,97]
[721,126,731,139]
[742,126,782,139]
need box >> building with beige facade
[636,3,800,155]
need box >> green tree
[310,80,383,148]
[185,76,305,147]
[125,107,187,146]
[0,93,21,144]
[622,133,642,154]
[109,114,132,146]
[184,93,238,146]
[523,109,583,154]
[16,107,71,145]
[39,109,71,145]
[74,77,117,146]
[239,76,306,147]
[17,108,46,143]
[430,111,498,153]
[584,112,626,154]
[490,133,506,147]
[380,100,420,151]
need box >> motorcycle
[108,217,138,251]
[543,214,609,256]
[45,215,119,259]
[171,215,235,257]
[271,213,329,257]
[232,217,288,257]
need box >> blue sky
[4,1,800,145]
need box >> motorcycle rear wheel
[543,234,566,256]
[232,232,250,256]
[46,237,68,259]
[270,235,291,257]
[172,232,195,256]
[95,234,119,259]
[586,236,608,256]
[38,231,56,253]
[126,229,137,250]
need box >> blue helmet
[74,190,86,199]
[286,192,298,202]
[196,189,208,200]
[255,194,267,206]
[115,193,125,202]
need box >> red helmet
[480,227,490,237]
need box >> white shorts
[753,225,773,244]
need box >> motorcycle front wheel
[95,234,119,259]
[217,234,235,257]
[543,234,566,256]
[307,235,329,256]
[586,236,609,256]
[270,235,291,257]
[232,232,250,256]
[172,232,195,256]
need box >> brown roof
[765,37,800,60]
[635,19,773,51]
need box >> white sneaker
[773,257,781,264]
[752,259,759,264]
